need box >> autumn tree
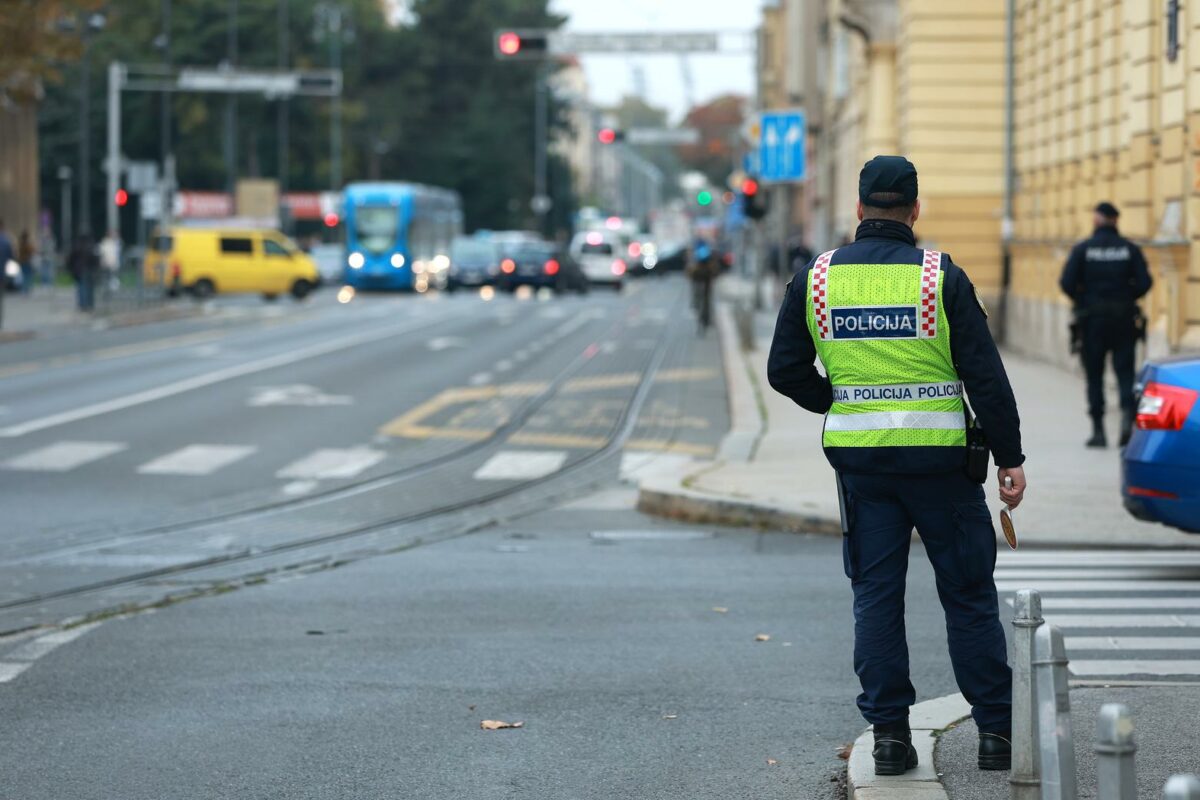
[676,93,746,188]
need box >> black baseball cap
[1095,201,1120,218]
[859,155,919,207]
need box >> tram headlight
[347,252,365,269]
[390,253,406,269]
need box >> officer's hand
[998,466,1026,509]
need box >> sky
[548,0,765,122]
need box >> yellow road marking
[509,432,608,448]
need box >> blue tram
[342,182,463,291]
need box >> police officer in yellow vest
[768,156,1027,776]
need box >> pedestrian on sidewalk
[67,235,98,311]
[1059,202,1152,448]
[767,155,1027,777]
[688,237,719,334]
[16,229,35,295]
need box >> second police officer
[1059,202,1153,448]
[768,156,1026,776]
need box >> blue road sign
[758,109,805,183]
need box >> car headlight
[348,252,365,269]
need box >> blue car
[1122,355,1200,533]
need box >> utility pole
[278,0,290,198]
[328,4,343,191]
[533,64,549,233]
[224,0,239,195]
[159,0,171,163]
[79,33,93,236]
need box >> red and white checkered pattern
[810,249,837,340]
[918,249,942,339]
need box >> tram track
[0,284,692,625]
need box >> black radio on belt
[964,401,990,484]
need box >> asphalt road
[0,276,971,797]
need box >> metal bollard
[1095,703,1136,800]
[1033,624,1077,800]
[1164,775,1200,799]
[1011,589,1044,800]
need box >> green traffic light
[697,191,713,206]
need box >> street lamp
[77,11,107,237]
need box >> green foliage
[38,0,575,237]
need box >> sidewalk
[0,286,204,341]
[638,281,1200,549]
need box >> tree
[607,95,681,200]
[677,93,746,189]
[0,0,103,106]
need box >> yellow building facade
[759,0,1199,360]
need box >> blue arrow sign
[758,109,805,183]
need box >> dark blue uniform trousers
[841,471,1012,735]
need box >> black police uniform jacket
[1059,224,1152,318]
[767,219,1025,476]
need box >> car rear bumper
[1121,457,1200,534]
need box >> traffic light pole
[533,64,549,233]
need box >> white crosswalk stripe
[276,447,386,480]
[1,441,126,472]
[474,450,567,481]
[995,549,1200,679]
[138,445,257,476]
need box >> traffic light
[696,190,713,207]
[741,178,767,220]
[597,128,625,145]
[114,188,129,207]
[494,29,552,60]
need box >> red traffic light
[323,212,340,227]
[114,188,129,207]
[741,178,760,197]
[598,128,617,145]
[497,31,522,56]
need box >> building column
[864,42,898,157]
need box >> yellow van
[144,228,320,300]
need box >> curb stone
[848,692,970,800]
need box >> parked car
[1122,354,1200,533]
[144,227,320,301]
[568,231,625,291]
[447,236,499,290]
[496,240,587,294]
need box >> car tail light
[612,259,626,276]
[544,259,560,275]
[501,258,516,274]
[628,242,642,258]
[1136,382,1198,431]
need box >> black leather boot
[1086,416,1107,448]
[1118,409,1135,447]
[978,732,1012,770]
[873,725,918,776]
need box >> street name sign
[551,32,719,54]
[758,109,806,183]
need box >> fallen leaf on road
[712,607,728,613]
[766,759,779,766]
[755,634,771,642]
[836,743,852,760]
[481,720,524,731]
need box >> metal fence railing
[1010,588,1200,799]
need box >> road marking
[1007,597,1200,611]
[590,530,712,541]
[0,622,101,684]
[248,385,353,407]
[995,569,1200,581]
[998,552,1200,567]
[1069,660,1200,677]
[1043,614,1200,628]
[0,318,437,438]
[281,480,319,497]
[468,372,492,386]
[138,445,257,476]
[995,580,1200,593]
[1066,636,1200,651]
[2,441,127,472]
[427,336,467,351]
[0,330,228,381]
[473,450,567,481]
[276,447,386,480]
